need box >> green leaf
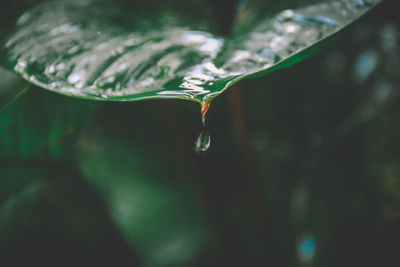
[77,117,212,267]
[0,86,97,159]
[0,67,26,110]
[0,165,140,266]
[0,0,381,104]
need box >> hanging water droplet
[201,114,206,127]
[195,101,212,156]
[194,131,211,156]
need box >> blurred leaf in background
[0,165,140,267]
[0,85,97,160]
[0,68,26,109]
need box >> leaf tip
[201,101,210,117]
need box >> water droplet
[201,114,206,127]
[16,12,31,26]
[194,131,211,156]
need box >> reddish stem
[230,84,257,178]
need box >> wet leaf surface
[0,0,381,104]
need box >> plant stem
[229,84,257,179]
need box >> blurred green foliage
[0,86,97,160]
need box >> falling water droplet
[194,131,211,156]
[195,101,212,156]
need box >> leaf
[0,67,26,110]
[0,165,140,266]
[0,86,97,160]
[0,0,381,104]
[77,118,212,267]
